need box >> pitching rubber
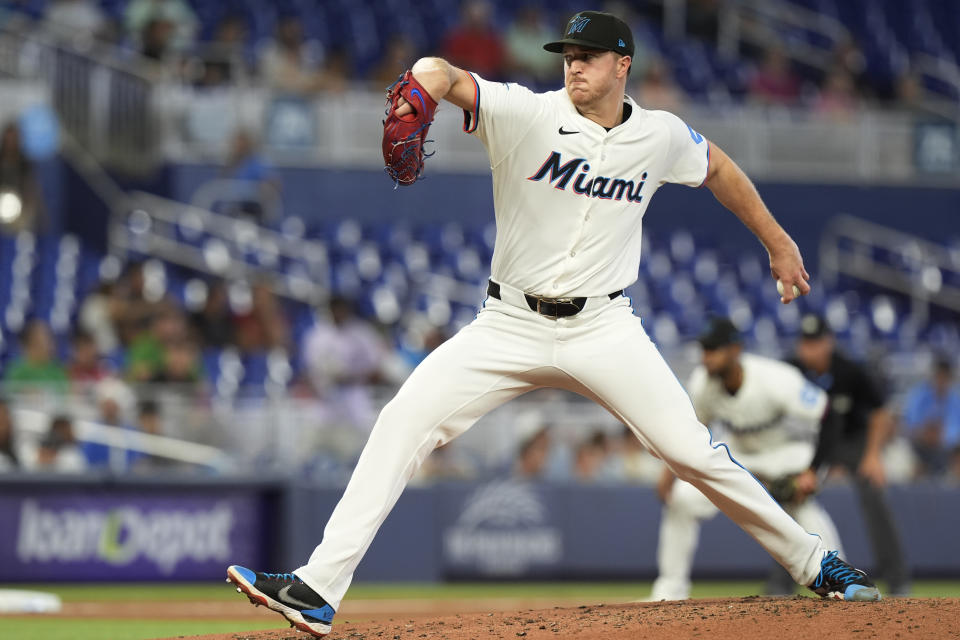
[226,565,331,637]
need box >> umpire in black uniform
[790,313,910,595]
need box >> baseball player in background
[649,317,844,601]
[227,11,880,636]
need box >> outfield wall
[1,476,958,583]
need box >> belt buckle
[536,296,572,319]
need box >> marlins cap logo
[567,15,590,34]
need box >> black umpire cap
[698,317,741,351]
[543,11,634,58]
[799,313,832,339]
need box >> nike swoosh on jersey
[558,127,579,135]
[277,584,317,609]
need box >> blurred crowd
[0,0,948,117]
[0,254,450,475]
[4,277,957,486]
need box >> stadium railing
[820,214,960,326]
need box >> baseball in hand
[777,280,801,298]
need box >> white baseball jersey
[653,353,839,601]
[295,72,830,612]
[686,353,828,476]
[463,73,710,297]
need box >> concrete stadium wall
[1,476,957,582]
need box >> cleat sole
[226,566,331,637]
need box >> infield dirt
[170,596,959,640]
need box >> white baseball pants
[294,288,826,609]
[650,479,844,601]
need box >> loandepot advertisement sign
[442,480,563,576]
[0,493,262,580]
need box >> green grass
[2,580,959,640]
[5,579,960,603]
[0,618,283,640]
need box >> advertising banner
[440,480,564,578]
[0,492,262,581]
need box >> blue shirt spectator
[901,356,960,476]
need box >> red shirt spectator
[750,47,801,105]
[441,0,505,80]
[67,329,109,386]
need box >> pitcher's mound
[180,596,959,640]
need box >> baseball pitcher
[228,11,879,636]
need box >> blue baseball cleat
[226,565,335,637]
[808,551,881,601]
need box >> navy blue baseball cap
[799,313,832,339]
[698,317,742,350]
[543,11,634,57]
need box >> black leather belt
[486,280,622,319]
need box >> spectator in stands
[318,45,351,94]
[514,424,552,479]
[150,336,203,386]
[67,329,109,388]
[258,15,326,95]
[127,305,187,382]
[441,0,506,81]
[78,280,122,355]
[137,399,161,436]
[305,295,385,389]
[193,13,250,87]
[124,0,197,53]
[573,430,611,483]
[749,47,801,106]
[83,377,141,472]
[615,424,664,485]
[234,282,289,353]
[815,68,858,121]
[510,409,569,482]
[633,58,685,111]
[0,121,45,235]
[139,17,177,64]
[303,295,386,431]
[893,71,949,122]
[218,129,278,221]
[829,37,869,97]
[2,319,68,394]
[43,0,108,45]
[369,35,418,89]
[0,398,19,471]
[189,279,234,349]
[34,415,88,473]
[131,399,174,472]
[504,5,556,85]
[114,261,160,347]
[902,355,960,477]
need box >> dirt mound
[174,596,960,640]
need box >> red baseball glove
[382,70,439,187]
